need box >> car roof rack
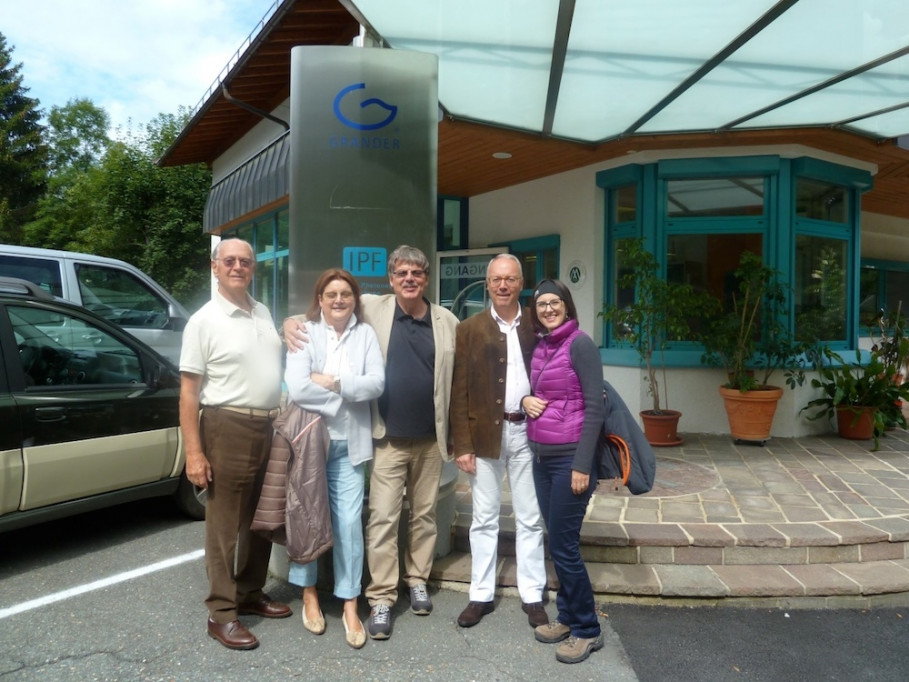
[0,276,55,300]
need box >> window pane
[74,264,168,329]
[885,271,909,321]
[666,177,764,217]
[796,178,848,223]
[441,198,464,250]
[614,184,636,223]
[794,235,847,341]
[859,266,880,328]
[666,233,763,339]
[0,255,63,297]
[11,305,142,387]
[611,238,635,341]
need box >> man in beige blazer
[285,245,458,641]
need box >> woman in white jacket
[284,268,384,649]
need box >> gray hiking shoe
[367,604,393,640]
[409,582,433,615]
[555,634,604,664]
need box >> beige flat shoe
[343,613,366,649]
[302,608,325,635]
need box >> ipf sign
[344,247,386,277]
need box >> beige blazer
[361,294,459,460]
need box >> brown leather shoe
[522,601,549,628]
[457,600,494,628]
[238,594,292,619]
[207,618,259,650]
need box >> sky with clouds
[3,0,276,133]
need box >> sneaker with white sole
[367,604,393,640]
[555,634,604,664]
[409,583,433,615]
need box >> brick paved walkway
[433,430,909,607]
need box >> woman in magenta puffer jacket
[521,279,605,665]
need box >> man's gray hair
[211,238,254,261]
[388,245,429,272]
[488,253,522,271]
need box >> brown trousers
[200,408,273,623]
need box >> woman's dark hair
[529,278,577,332]
[307,268,362,322]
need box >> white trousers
[468,421,546,603]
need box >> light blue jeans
[288,440,365,599]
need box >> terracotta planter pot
[718,385,783,444]
[640,409,683,446]
[835,406,876,440]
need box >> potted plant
[869,305,908,429]
[801,347,909,450]
[601,238,717,445]
[700,251,807,444]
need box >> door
[3,302,179,510]
[435,247,502,321]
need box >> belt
[503,411,526,423]
[214,405,280,419]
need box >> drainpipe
[220,83,289,130]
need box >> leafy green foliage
[21,109,211,310]
[601,238,718,413]
[801,347,909,450]
[700,251,808,392]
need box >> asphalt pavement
[1,499,907,681]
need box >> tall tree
[0,32,48,243]
[46,98,110,174]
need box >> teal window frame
[860,258,909,337]
[491,234,560,302]
[221,205,290,322]
[597,155,871,366]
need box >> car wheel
[173,469,206,520]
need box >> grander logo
[333,83,397,131]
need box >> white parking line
[0,548,205,619]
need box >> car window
[74,263,169,329]
[9,305,143,387]
[0,255,64,297]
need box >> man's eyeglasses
[488,276,521,287]
[535,298,564,312]
[216,257,253,269]
[392,269,426,279]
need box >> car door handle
[34,407,67,422]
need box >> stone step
[430,551,909,605]
[451,512,909,565]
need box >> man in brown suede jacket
[449,253,548,630]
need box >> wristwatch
[331,376,341,393]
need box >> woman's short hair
[307,268,362,322]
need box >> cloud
[3,0,273,131]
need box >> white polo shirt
[179,289,282,410]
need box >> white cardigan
[284,315,385,466]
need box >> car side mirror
[167,303,187,332]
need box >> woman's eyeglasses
[535,299,563,312]
[321,291,354,301]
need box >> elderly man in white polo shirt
[179,238,291,651]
